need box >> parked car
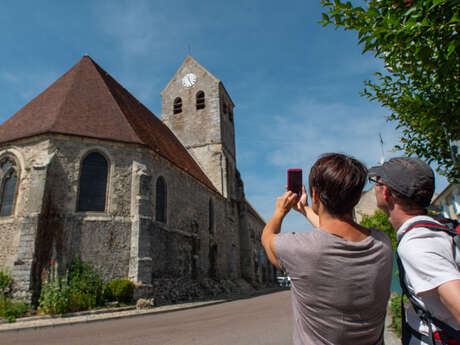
[276,276,291,287]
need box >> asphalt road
[0,291,294,345]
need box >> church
[0,56,274,303]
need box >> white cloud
[260,97,401,170]
[95,1,198,59]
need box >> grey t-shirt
[275,228,393,345]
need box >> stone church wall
[0,131,262,303]
[142,148,239,282]
[0,138,50,276]
[0,220,21,271]
[247,207,275,284]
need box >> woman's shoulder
[368,228,394,252]
[276,228,328,248]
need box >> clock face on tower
[182,73,197,88]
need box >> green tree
[360,209,397,250]
[320,0,460,181]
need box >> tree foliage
[360,209,397,250]
[320,0,460,181]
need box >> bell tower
[161,56,236,198]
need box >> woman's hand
[292,185,308,215]
[274,191,298,218]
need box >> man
[369,157,460,344]
[262,153,393,345]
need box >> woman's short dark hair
[308,153,367,216]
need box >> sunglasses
[368,176,385,186]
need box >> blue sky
[0,0,448,232]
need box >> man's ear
[311,188,319,202]
[383,185,392,201]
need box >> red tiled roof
[0,56,218,193]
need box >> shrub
[0,296,29,323]
[38,272,71,315]
[103,279,134,304]
[38,256,104,314]
[360,210,396,251]
[389,294,408,338]
[0,271,12,296]
[67,256,104,309]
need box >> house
[430,183,460,220]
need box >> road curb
[0,287,284,333]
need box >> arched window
[196,91,205,110]
[173,97,182,114]
[155,176,167,223]
[0,157,18,217]
[208,199,214,234]
[222,102,228,114]
[77,152,108,212]
[229,108,234,122]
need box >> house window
[156,176,167,223]
[77,152,108,212]
[173,97,182,114]
[196,91,205,110]
[0,157,18,217]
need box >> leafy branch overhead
[320,0,460,181]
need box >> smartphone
[287,169,302,197]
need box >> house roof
[0,56,218,193]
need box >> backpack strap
[403,220,458,238]
[396,253,460,343]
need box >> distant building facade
[0,56,274,303]
[431,183,460,220]
[354,186,378,223]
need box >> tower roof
[0,56,217,192]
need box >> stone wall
[0,134,246,301]
[354,187,378,223]
[0,219,21,271]
[0,132,277,303]
[246,204,275,285]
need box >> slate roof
[0,56,218,193]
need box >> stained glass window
[0,157,18,217]
[77,152,108,212]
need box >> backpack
[396,217,460,345]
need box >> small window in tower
[196,91,205,110]
[229,108,234,122]
[173,97,182,114]
[223,102,228,114]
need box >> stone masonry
[0,56,275,303]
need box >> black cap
[368,157,435,207]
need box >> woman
[261,153,393,345]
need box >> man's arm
[261,191,298,269]
[438,279,460,324]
